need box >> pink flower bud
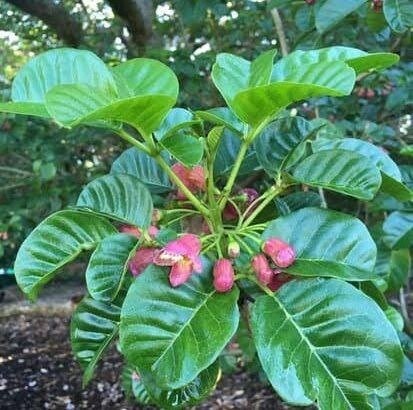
[129,247,157,276]
[120,225,141,238]
[227,241,240,258]
[251,254,273,285]
[274,246,296,268]
[213,259,235,293]
[263,237,296,268]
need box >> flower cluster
[252,238,296,291]
[125,164,296,293]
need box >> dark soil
[0,312,298,410]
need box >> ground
[0,281,305,410]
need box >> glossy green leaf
[383,0,413,32]
[0,102,51,118]
[110,148,172,194]
[154,108,199,140]
[292,149,382,200]
[119,262,239,389]
[276,191,322,215]
[160,133,204,166]
[233,63,354,126]
[207,126,224,153]
[376,248,411,291]
[385,306,405,332]
[254,116,314,176]
[12,48,116,103]
[71,296,121,386]
[86,233,139,302]
[249,49,277,87]
[272,47,398,77]
[211,53,250,108]
[77,174,153,228]
[142,362,220,409]
[313,137,412,201]
[251,278,403,409]
[45,83,175,135]
[111,58,178,99]
[400,165,413,190]
[14,210,116,300]
[262,207,378,280]
[315,0,366,33]
[358,281,388,310]
[214,129,259,176]
[383,211,413,249]
[195,107,243,134]
[381,173,413,202]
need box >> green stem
[219,139,249,212]
[242,186,283,227]
[155,154,210,217]
[115,128,152,155]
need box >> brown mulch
[0,312,299,410]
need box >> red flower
[251,253,273,285]
[129,247,157,276]
[153,233,202,287]
[213,258,235,293]
[263,237,296,268]
[171,163,206,200]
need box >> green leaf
[249,49,277,87]
[233,62,355,126]
[214,129,259,176]
[262,207,378,281]
[111,148,172,194]
[71,296,121,386]
[111,58,178,99]
[45,83,175,135]
[143,362,220,409]
[160,133,204,166]
[383,0,413,32]
[207,126,225,153]
[376,248,411,291]
[271,47,399,76]
[11,48,116,103]
[86,233,139,302]
[313,137,411,201]
[154,108,200,140]
[14,210,116,300]
[195,107,243,134]
[251,278,403,408]
[400,165,413,190]
[276,191,322,215]
[315,0,367,33]
[383,212,413,249]
[254,116,314,177]
[0,102,51,118]
[381,173,413,202]
[292,149,382,200]
[77,174,153,228]
[385,306,405,332]
[211,53,250,109]
[119,262,239,389]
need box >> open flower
[129,247,157,276]
[263,237,296,268]
[153,233,202,287]
[213,258,235,293]
[171,163,206,200]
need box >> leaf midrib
[151,287,216,372]
[269,293,353,408]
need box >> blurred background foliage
[0,0,412,267]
